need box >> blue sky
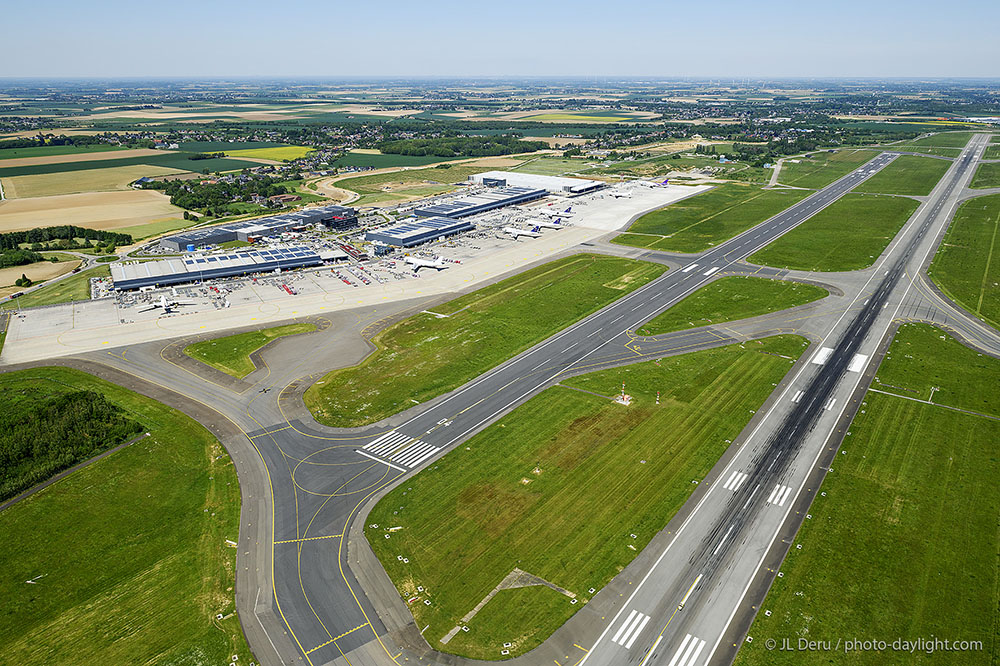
[2,0,997,78]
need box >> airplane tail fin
[531,226,540,233]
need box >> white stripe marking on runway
[624,615,651,649]
[681,264,699,273]
[611,610,638,644]
[702,266,720,276]
[355,450,406,472]
[847,353,868,372]
[791,390,803,403]
[667,634,693,666]
[810,347,834,365]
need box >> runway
[11,137,1000,666]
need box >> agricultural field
[0,366,251,665]
[612,184,811,253]
[735,324,998,666]
[333,163,493,205]
[969,162,1000,189]
[223,145,313,162]
[0,190,183,234]
[332,150,465,169]
[748,194,920,271]
[928,193,1000,328]
[1,164,188,198]
[0,152,265,179]
[511,156,594,176]
[304,255,666,427]
[0,259,81,299]
[0,144,137,162]
[0,264,109,309]
[640,277,828,335]
[776,149,878,189]
[368,335,809,659]
[853,155,951,196]
[517,110,657,123]
[184,322,316,378]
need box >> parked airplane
[405,255,447,271]
[539,206,574,218]
[137,295,195,313]
[533,218,565,229]
[608,189,631,198]
[503,226,542,239]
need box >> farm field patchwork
[367,335,809,659]
[0,152,267,179]
[640,276,828,334]
[969,162,1000,189]
[853,155,951,196]
[928,193,1000,328]
[0,366,251,665]
[184,322,316,378]
[777,149,878,188]
[611,184,811,253]
[304,254,666,427]
[0,144,140,163]
[1,164,189,198]
[734,324,998,666]
[0,190,183,233]
[223,145,313,161]
[748,193,920,271]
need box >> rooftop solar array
[413,186,545,218]
[365,216,474,247]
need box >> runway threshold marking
[274,533,343,545]
[722,471,748,491]
[766,484,793,507]
[666,634,706,666]
[305,622,370,654]
[810,346,834,365]
[612,610,651,648]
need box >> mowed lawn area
[854,155,951,196]
[0,265,109,309]
[305,255,665,426]
[368,335,809,660]
[184,322,316,378]
[900,131,975,148]
[928,193,1000,328]
[640,277,828,335]
[612,184,810,253]
[983,145,1000,160]
[748,193,920,271]
[777,149,877,189]
[734,324,998,666]
[970,162,1000,189]
[0,367,251,665]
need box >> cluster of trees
[378,134,547,157]
[188,152,227,161]
[0,389,144,502]
[0,226,132,252]
[0,134,107,151]
[143,174,291,215]
[0,248,45,269]
[14,274,33,287]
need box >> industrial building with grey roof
[468,170,605,195]
[159,205,358,251]
[412,186,545,219]
[365,216,473,247]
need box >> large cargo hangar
[111,246,323,290]
[469,170,605,196]
[159,205,358,251]
[365,216,473,247]
[413,186,545,218]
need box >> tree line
[0,389,144,502]
[0,226,133,251]
[378,135,548,157]
[142,174,291,215]
[0,134,107,151]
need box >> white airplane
[539,206,574,218]
[503,225,542,239]
[608,189,631,199]
[404,255,447,271]
[137,295,195,314]
[533,218,565,229]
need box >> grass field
[854,155,951,196]
[734,324,998,666]
[368,335,809,659]
[639,277,828,334]
[334,164,496,199]
[511,156,594,176]
[304,255,666,427]
[969,162,1000,189]
[0,366,251,665]
[0,190,183,234]
[777,150,878,189]
[885,144,963,157]
[0,144,129,160]
[0,264,109,309]
[928,193,1000,329]
[611,184,811,253]
[896,131,974,148]
[2,164,188,198]
[983,145,1000,160]
[116,215,196,240]
[0,259,80,289]
[224,145,313,162]
[332,150,466,169]
[184,322,316,378]
[748,193,920,271]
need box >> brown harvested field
[0,260,80,293]
[2,165,188,198]
[0,189,183,232]
[0,148,163,169]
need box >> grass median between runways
[854,155,950,196]
[928,193,1000,329]
[0,366,251,665]
[639,276,828,335]
[367,335,809,660]
[969,162,1000,189]
[611,184,810,254]
[304,254,666,427]
[777,149,877,189]
[184,322,316,378]
[748,193,920,271]
[734,324,998,666]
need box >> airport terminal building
[412,186,545,218]
[160,205,358,251]
[111,246,327,290]
[365,216,473,247]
